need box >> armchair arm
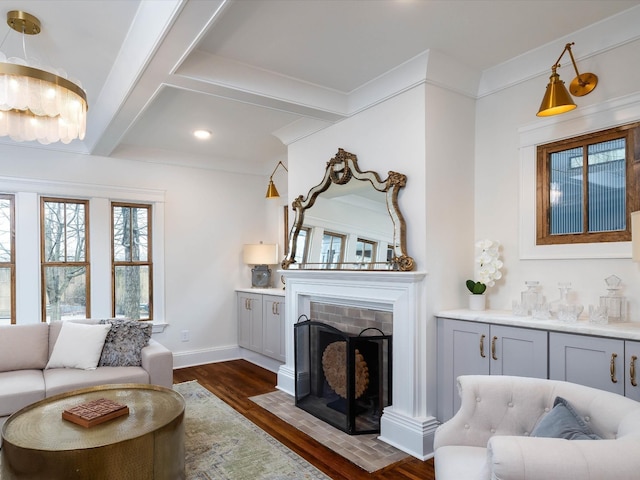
[141,339,173,388]
[488,436,640,480]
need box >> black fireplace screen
[294,318,392,435]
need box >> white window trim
[518,91,640,260]
[0,176,166,330]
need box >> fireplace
[277,269,437,459]
[294,318,392,434]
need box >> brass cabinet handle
[631,355,638,387]
[272,302,279,315]
[491,336,498,361]
[610,353,618,383]
[245,298,251,310]
[480,334,486,358]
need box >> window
[112,203,152,321]
[355,238,377,269]
[41,198,89,322]
[321,231,345,268]
[537,122,640,245]
[0,195,15,324]
[294,226,310,266]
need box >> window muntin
[0,195,15,324]
[537,123,640,245]
[112,203,152,321]
[41,198,90,322]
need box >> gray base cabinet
[550,332,640,400]
[437,318,548,421]
[237,291,285,362]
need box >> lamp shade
[632,212,640,262]
[266,180,280,198]
[537,71,577,117]
[243,244,278,265]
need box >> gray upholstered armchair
[434,375,640,480]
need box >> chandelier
[0,11,88,145]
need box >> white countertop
[236,287,285,296]
[436,309,640,341]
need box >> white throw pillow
[46,322,112,370]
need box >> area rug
[175,381,330,479]
[250,390,409,473]
[0,382,329,480]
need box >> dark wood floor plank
[173,359,435,480]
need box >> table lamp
[243,243,278,288]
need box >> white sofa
[0,319,173,433]
[434,375,640,480]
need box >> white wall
[0,144,277,362]
[475,37,640,319]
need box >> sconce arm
[270,160,288,180]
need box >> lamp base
[251,265,272,288]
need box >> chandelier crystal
[0,11,88,145]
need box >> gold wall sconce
[266,160,288,198]
[537,42,598,117]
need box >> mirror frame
[282,148,415,271]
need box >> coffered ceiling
[1,0,639,175]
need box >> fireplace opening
[294,318,392,435]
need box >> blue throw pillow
[531,396,601,440]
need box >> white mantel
[277,269,438,460]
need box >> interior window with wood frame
[41,198,90,322]
[112,203,152,321]
[321,231,345,269]
[536,122,640,245]
[0,194,15,325]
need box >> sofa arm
[488,436,640,480]
[141,339,173,388]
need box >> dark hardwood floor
[173,359,435,480]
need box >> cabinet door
[625,340,640,401]
[263,295,285,362]
[437,319,490,421]
[490,325,548,378]
[549,332,624,395]
[237,293,263,352]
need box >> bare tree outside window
[41,198,89,322]
[0,194,15,324]
[112,203,152,321]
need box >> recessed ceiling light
[193,129,211,140]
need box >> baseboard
[172,345,283,373]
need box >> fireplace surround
[278,269,437,460]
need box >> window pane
[355,238,376,267]
[43,200,86,262]
[587,138,626,233]
[44,266,87,322]
[294,228,308,264]
[549,147,583,235]
[114,265,150,320]
[0,267,11,324]
[113,206,149,262]
[0,198,11,263]
[321,233,343,268]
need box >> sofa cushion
[531,396,601,440]
[0,323,49,372]
[43,366,149,397]
[0,369,46,416]
[98,319,152,367]
[46,322,111,370]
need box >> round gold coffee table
[1,384,185,480]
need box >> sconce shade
[243,243,278,265]
[632,211,640,262]
[537,71,577,117]
[266,179,280,198]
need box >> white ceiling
[1,0,639,175]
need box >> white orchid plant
[466,239,503,295]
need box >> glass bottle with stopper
[599,275,626,323]
[521,281,543,315]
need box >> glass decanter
[599,275,626,323]
[521,281,542,315]
[549,282,571,318]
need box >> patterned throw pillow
[98,319,152,367]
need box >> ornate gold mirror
[282,148,414,271]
